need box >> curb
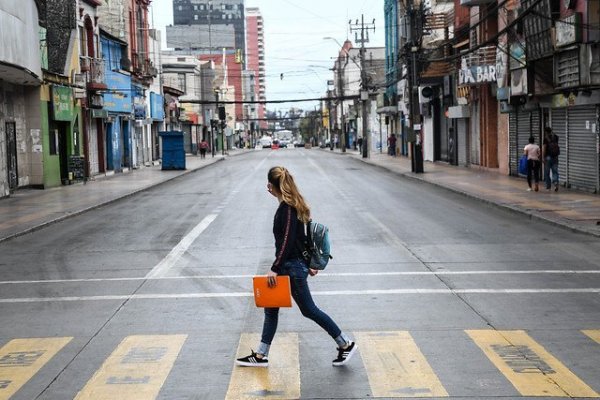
[0,157,225,244]
[342,152,600,239]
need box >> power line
[179,94,358,105]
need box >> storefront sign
[103,70,132,113]
[52,86,74,121]
[458,66,497,86]
[150,92,165,121]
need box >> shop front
[44,85,83,187]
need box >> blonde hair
[268,166,311,223]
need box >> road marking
[145,214,218,278]
[1,288,600,303]
[0,337,72,400]
[226,333,300,400]
[582,330,600,344]
[356,331,448,398]
[3,270,600,285]
[74,334,187,400]
[466,330,599,397]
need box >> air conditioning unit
[510,68,527,96]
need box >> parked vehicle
[259,136,272,148]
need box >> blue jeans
[257,258,349,356]
[544,156,559,188]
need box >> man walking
[543,127,560,191]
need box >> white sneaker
[332,341,357,366]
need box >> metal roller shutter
[517,109,532,176]
[457,119,467,166]
[470,103,480,165]
[567,105,598,192]
[509,112,518,175]
[550,108,567,185]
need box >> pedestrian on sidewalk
[543,127,560,191]
[524,136,541,192]
[236,166,357,368]
[387,133,397,156]
[199,139,209,159]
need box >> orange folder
[253,276,292,308]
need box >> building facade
[0,0,44,196]
[245,7,266,130]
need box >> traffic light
[218,106,226,120]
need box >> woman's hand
[267,270,278,287]
[308,269,319,276]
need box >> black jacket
[271,202,306,273]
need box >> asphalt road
[1,149,599,400]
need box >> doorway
[5,122,17,191]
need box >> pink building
[245,7,266,129]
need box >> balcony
[555,43,600,90]
[461,46,497,68]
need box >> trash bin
[159,131,186,170]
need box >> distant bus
[275,130,293,140]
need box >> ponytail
[268,166,311,223]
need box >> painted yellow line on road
[356,331,448,397]
[466,330,599,397]
[226,333,300,399]
[74,334,187,400]
[0,337,72,400]
[582,330,600,345]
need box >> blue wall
[384,0,399,101]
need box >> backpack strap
[295,221,311,261]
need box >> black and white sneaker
[236,350,269,367]
[332,341,357,367]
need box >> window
[193,5,197,10]
[178,5,182,10]
[228,14,232,19]
[49,129,59,155]
[200,4,204,10]
[194,15,198,20]
[222,14,226,19]
[79,26,86,57]
[178,73,186,92]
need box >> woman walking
[236,166,356,367]
[524,136,541,192]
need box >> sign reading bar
[459,65,497,86]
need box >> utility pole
[407,0,423,172]
[350,15,376,159]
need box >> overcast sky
[149,0,385,112]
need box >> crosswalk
[0,330,598,399]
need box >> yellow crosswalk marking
[226,333,300,400]
[74,334,187,400]
[466,330,599,397]
[582,330,600,345]
[0,337,72,400]
[356,331,448,397]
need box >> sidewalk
[1,148,599,243]
[329,148,600,238]
[0,152,237,243]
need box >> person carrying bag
[236,166,356,368]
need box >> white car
[259,136,272,148]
